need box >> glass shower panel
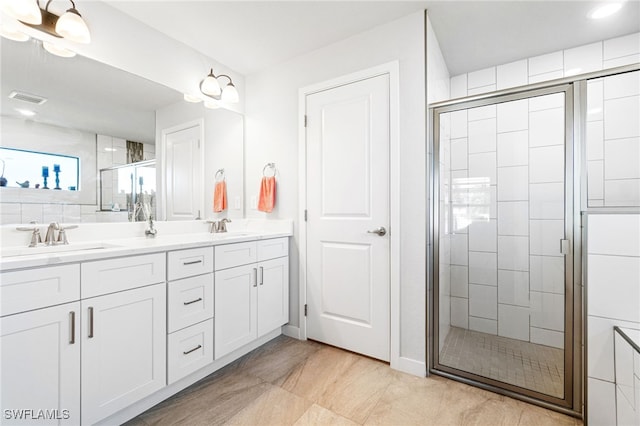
[437,92,567,399]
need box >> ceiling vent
[8,91,48,105]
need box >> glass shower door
[433,86,573,405]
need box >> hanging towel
[258,176,276,213]
[213,180,227,212]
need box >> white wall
[245,10,428,370]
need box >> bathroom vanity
[0,222,290,425]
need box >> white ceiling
[107,0,640,77]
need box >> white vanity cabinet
[166,247,214,384]
[0,265,81,425]
[80,254,167,425]
[214,238,289,359]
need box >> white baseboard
[282,324,301,339]
[393,356,426,377]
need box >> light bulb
[3,0,41,25]
[56,8,91,43]
[221,83,239,103]
[43,41,76,58]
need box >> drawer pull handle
[183,260,203,266]
[88,307,94,338]
[69,311,76,344]
[259,266,264,285]
[183,344,202,355]
[183,297,203,306]
[253,268,258,287]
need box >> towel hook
[215,168,225,182]
[263,162,277,177]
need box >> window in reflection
[0,147,79,190]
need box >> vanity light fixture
[14,0,90,44]
[0,22,30,42]
[2,0,42,25]
[204,99,220,109]
[183,94,202,103]
[200,68,239,103]
[43,40,75,57]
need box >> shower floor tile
[439,327,565,398]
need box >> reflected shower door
[434,87,573,405]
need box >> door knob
[367,226,387,236]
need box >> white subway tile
[469,153,496,185]
[604,96,640,140]
[498,201,529,236]
[469,220,497,252]
[469,251,497,286]
[43,204,64,224]
[528,70,564,84]
[468,104,496,121]
[587,378,616,426]
[530,220,565,257]
[450,138,468,170]
[498,236,529,271]
[469,316,497,335]
[497,99,528,133]
[498,270,530,307]
[469,284,497,320]
[604,70,640,99]
[604,54,640,69]
[616,383,640,426]
[450,74,468,99]
[497,166,528,200]
[586,120,604,161]
[604,179,640,207]
[451,170,468,206]
[529,108,565,147]
[587,79,604,121]
[530,146,564,183]
[605,137,640,180]
[468,85,496,96]
[0,203,21,225]
[563,42,603,76]
[588,214,640,256]
[468,118,497,153]
[497,130,528,167]
[529,51,563,76]
[529,92,565,112]
[497,59,528,90]
[498,304,530,341]
[451,297,469,329]
[451,265,469,298]
[530,255,565,295]
[21,204,43,224]
[530,291,564,332]
[588,254,640,323]
[603,33,640,61]
[62,204,81,223]
[451,234,468,266]
[466,184,497,220]
[588,316,640,383]
[530,327,564,349]
[468,67,496,89]
[450,110,468,139]
[588,160,605,200]
[530,183,564,220]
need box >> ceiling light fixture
[43,40,76,57]
[199,68,239,103]
[588,2,624,19]
[2,0,42,25]
[0,22,29,42]
[16,0,90,44]
[183,94,202,103]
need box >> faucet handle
[17,226,42,247]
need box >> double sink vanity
[0,220,291,425]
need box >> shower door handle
[367,226,387,236]
[560,239,570,255]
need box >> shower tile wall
[448,93,565,349]
[439,113,452,350]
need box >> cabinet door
[214,264,257,359]
[1,302,80,425]
[81,284,166,425]
[257,257,289,337]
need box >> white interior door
[305,73,390,361]
[164,123,203,220]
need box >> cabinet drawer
[215,241,257,270]
[168,273,214,333]
[258,237,289,261]
[168,318,214,384]
[81,253,166,298]
[1,264,80,316]
[168,247,214,281]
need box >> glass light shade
[0,25,29,42]
[183,94,202,103]
[3,0,41,25]
[201,73,221,97]
[204,99,220,109]
[56,9,91,43]
[43,41,76,58]
[221,83,239,103]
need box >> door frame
[159,119,205,220]
[297,61,401,369]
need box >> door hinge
[304,115,307,127]
[304,210,307,222]
[304,304,308,316]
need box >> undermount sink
[1,242,120,258]
[212,232,254,239]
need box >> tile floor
[439,327,565,398]
[125,335,582,425]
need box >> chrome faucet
[44,222,60,245]
[145,216,157,238]
[207,218,232,233]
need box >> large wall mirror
[0,38,244,224]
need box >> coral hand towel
[213,181,227,212]
[258,176,276,213]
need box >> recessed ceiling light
[588,2,624,19]
[15,108,36,117]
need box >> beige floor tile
[225,385,312,426]
[293,404,359,426]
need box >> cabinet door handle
[88,307,94,338]
[183,297,203,306]
[183,259,203,266]
[252,268,258,287]
[69,311,76,344]
[259,266,264,285]
[183,344,202,355]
